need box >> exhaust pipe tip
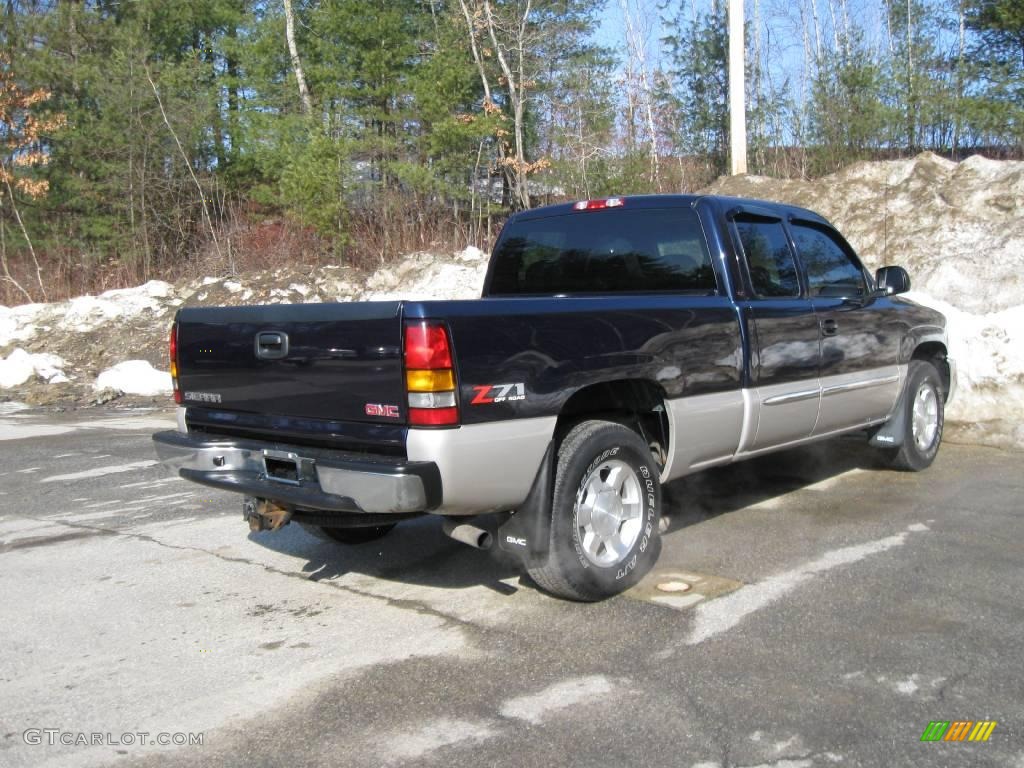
[442,519,493,550]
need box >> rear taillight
[169,322,182,405]
[404,321,458,427]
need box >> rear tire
[298,522,396,545]
[528,420,662,601]
[880,360,944,471]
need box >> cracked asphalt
[1,406,1021,768]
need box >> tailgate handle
[255,331,289,360]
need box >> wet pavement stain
[626,569,744,611]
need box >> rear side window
[791,223,866,298]
[733,217,800,298]
[487,208,716,295]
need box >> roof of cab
[512,193,830,227]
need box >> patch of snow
[0,348,67,388]
[287,283,310,296]
[499,676,613,724]
[61,281,173,332]
[456,245,487,261]
[223,280,243,293]
[201,276,220,286]
[902,291,1024,438]
[361,254,487,302]
[41,460,158,484]
[94,361,172,396]
[893,677,919,695]
[377,718,497,763]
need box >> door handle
[820,319,838,337]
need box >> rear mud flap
[497,441,555,569]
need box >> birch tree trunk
[620,0,660,187]
[283,0,313,115]
[483,0,531,209]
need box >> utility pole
[728,0,747,175]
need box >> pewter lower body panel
[661,390,745,483]
[406,416,556,515]
[750,379,821,450]
[735,417,889,460]
[812,365,903,435]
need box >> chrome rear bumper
[152,430,441,514]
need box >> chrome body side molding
[763,388,821,406]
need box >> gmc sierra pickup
[153,194,955,600]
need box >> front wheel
[880,360,945,471]
[528,420,662,601]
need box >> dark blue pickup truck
[153,194,955,600]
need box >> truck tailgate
[174,302,406,425]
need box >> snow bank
[94,361,172,396]
[706,153,1024,447]
[0,303,46,347]
[360,251,488,302]
[62,280,174,333]
[0,280,175,346]
[902,292,1024,446]
[0,348,68,388]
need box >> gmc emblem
[365,403,400,418]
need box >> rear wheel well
[555,379,669,469]
[911,342,950,400]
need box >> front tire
[881,360,944,471]
[528,420,662,601]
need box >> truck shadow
[247,515,526,594]
[660,434,882,533]
[247,435,883,595]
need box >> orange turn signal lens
[406,368,454,392]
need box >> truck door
[788,219,902,434]
[731,212,822,450]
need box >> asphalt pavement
[0,405,1020,768]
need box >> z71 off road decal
[470,382,526,405]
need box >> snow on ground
[902,292,1024,447]
[0,281,177,348]
[0,348,68,388]
[361,246,488,301]
[94,361,172,396]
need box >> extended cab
[153,195,955,600]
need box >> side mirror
[875,266,911,296]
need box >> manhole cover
[656,580,692,593]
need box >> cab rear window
[487,208,716,295]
